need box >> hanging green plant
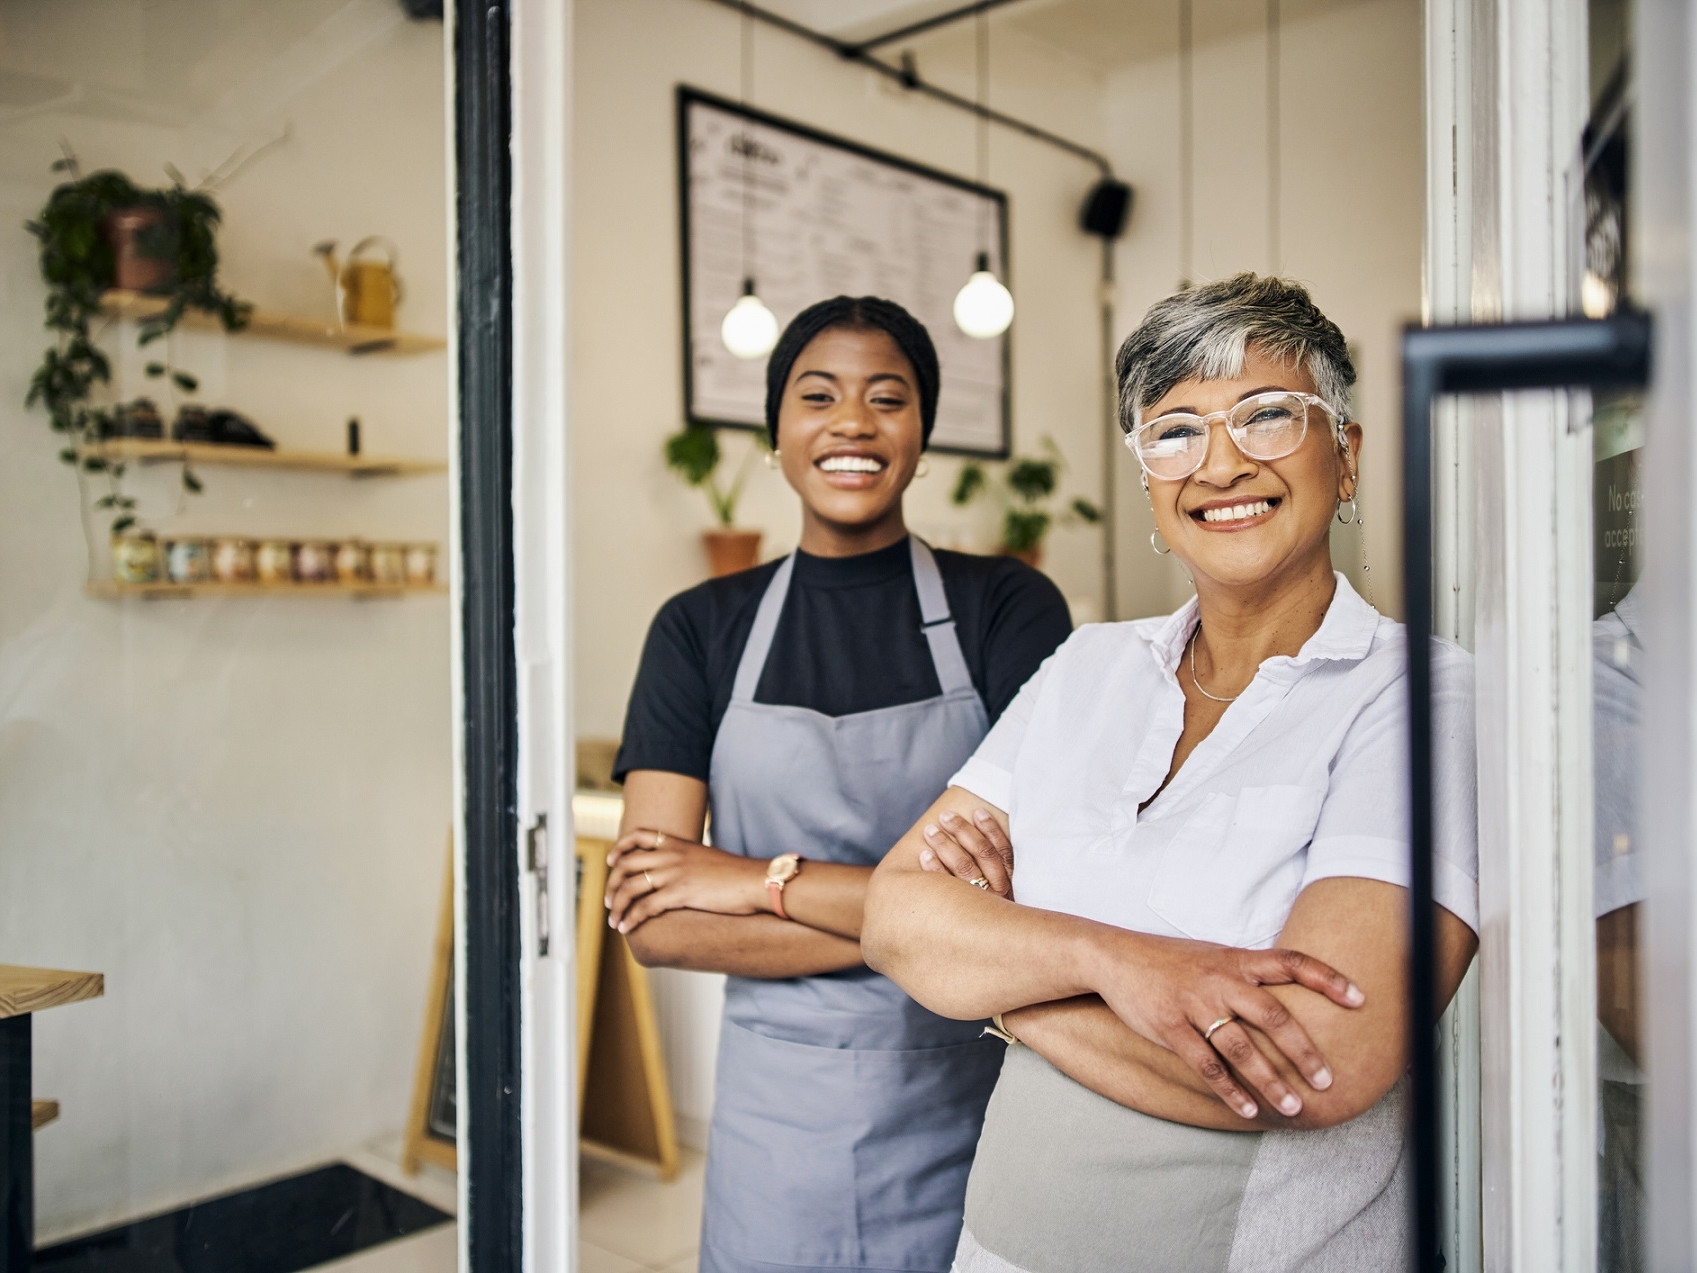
[24,149,251,534]
[952,436,1101,565]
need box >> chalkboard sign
[678,86,1011,458]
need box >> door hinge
[526,813,550,958]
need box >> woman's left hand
[605,829,766,933]
[915,808,1015,899]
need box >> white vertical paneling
[510,0,576,1268]
[1425,4,1483,1268]
[1432,1,1597,1269]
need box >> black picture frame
[677,85,1013,459]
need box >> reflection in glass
[1582,5,1643,1264]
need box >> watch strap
[767,877,790,921]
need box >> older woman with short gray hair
[863,274,1479,1271]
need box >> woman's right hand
[1088,932,1365,1121]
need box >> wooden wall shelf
[88,581,447,600]
[100,290,447,357]
[81,439,445,478]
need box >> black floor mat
[35,1162,451,1273]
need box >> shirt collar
[1147,572,1380,678]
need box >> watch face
[768,854,800,883]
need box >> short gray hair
[1115,274,1356,433]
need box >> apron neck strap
[731,553,795,704]
[909,538,975,696]
[728,538,977,704]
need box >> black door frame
[1400,310,1653,1272]
[455,1,522,1269]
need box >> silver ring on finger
[968,877,990,890]
[655,831,666,850]
[1203,1014,1236,1043]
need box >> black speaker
[1080,178,1134,239]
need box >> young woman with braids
[605,296,1073,1273]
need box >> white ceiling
[757,0,1362,72]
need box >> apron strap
[730,554,796,704]
[910,538,975,696]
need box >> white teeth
[1200,500,1272,523]
[818,455,884,474]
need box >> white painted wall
[0,0,451,1239]
[1102,0,1425,614]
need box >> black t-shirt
[615,538,1073,783]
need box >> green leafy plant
[952,437,1101,559]
[25,150,250,534]
[664,424,765,527]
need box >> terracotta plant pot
[703,528,761,577]
[103,207,177,294]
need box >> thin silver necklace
[1188,627,1242,703]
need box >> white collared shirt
[951,573,1478,945]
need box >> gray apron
[699,537,1005,1273]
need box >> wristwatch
[765,853,803,920]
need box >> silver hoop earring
[915,457,930,478]
[1335,498,1358,526]
[765,450,781,469]
[1151,530,1171,556]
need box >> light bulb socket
[974,251,991,273]
[741,277,757,297]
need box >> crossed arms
[861,786,1478,1131]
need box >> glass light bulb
[721,292,780,359]
[953,269,1015,339]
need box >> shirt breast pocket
[1146,785,1324,948]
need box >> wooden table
[1,967,103,1273]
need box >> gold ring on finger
[968,877,990,890]
[655,831,666,850]
[1203,1015,1235,1042]
[643,869,656,892]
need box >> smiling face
[776,325,925,555]
[1143,345,1362,596]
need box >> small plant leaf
[171,371,198,393]
[951,464,986,506]
[182,469,203,494]
[1007,458,1057,504]
[110,515,136,534]
[1070,497,1102,524]
[664,425,721,487]
[145,362,166,377]
[81,455,107,472]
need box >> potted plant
[24,150,250,536]
[664,423,766,576]
[952,437,1101,568]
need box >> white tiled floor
[317,1148,706,1273]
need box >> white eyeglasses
[1125,391,1342,481]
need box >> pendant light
[953,8,1013,339]
[721,1,778,360]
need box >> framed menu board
[678,86,1011,458]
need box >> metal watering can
[312,236,403,330]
